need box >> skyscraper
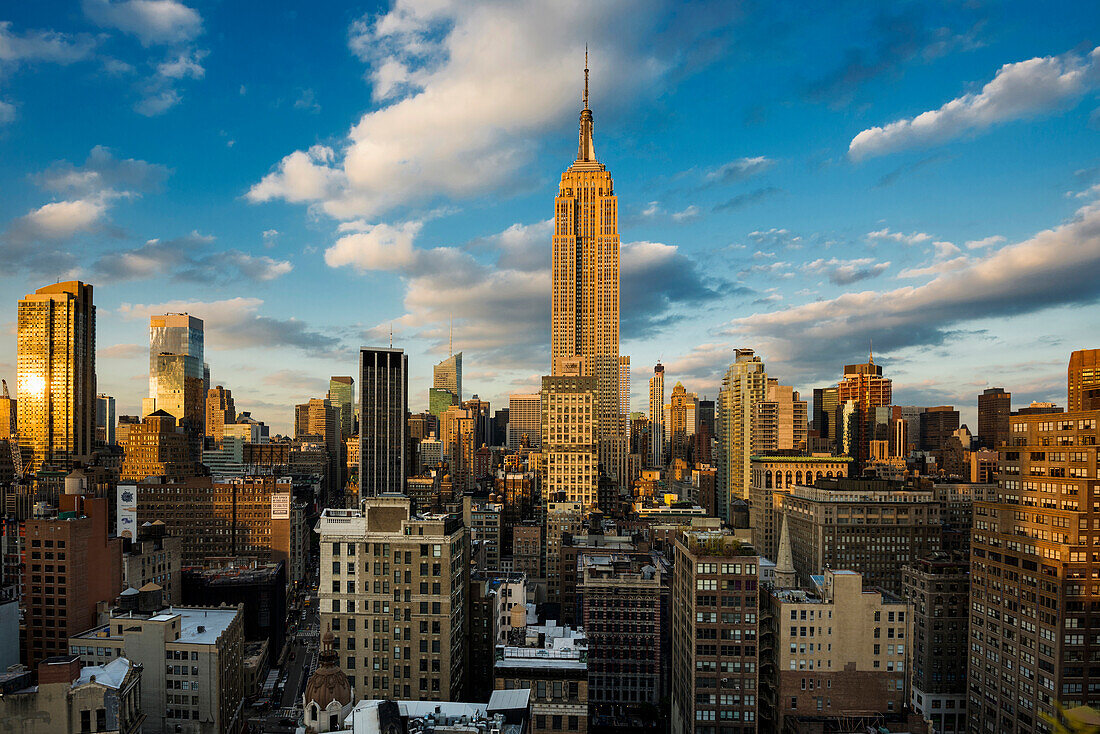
[649,363,665,467]
[753,378,808,454]
[716,349,767,520]
[541,373,598,507]
[205,385,235,442]
[95,393,115,446]
[812,386,839,440]
[328,376,355,440]
[146,314,204,458]
[359,347,408,498]
[507,393,541,450]
[920,405,960,451]
[433,351,462,403]
[835,354,892,471]
[667,380,698,464]
[977,387,1011,449]
[550,54,628,487]
[1068,348,1100,411]
[17,281,96,472]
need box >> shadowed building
[359,347,408,497]
[977,387,1010,450]
[1068,348,1100,411]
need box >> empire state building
[549,54,629,489]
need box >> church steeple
[577,47,596,163]
[775,513,797,588]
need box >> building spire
[869,339,874,365]
[775,513,797,588]
[576,47,595,163]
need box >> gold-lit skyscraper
[16,281,96,472]
[550,53,628,487]
[146,313,205,458]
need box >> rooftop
[74,606,238,645]
[74,657,134,689]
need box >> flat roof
[75,658,133,689]
[75,606,237,645]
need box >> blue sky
[1,0,1099,434]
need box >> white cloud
[325,221,423,272]
[0,21,96,64]
[965,235,1005,249]
[82,0,202,46]
[866,227,932,245]
[850,45,1100,159]
[671,204,700,222]
[156,49,205,79]
[704,156,775,184]
[250,0,719,220]
[18,199,107,239]
[0,101,14,124]
[802,257,891,285]
[134,89,180,116]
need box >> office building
[0,655,144,734]
[205,385,235,442]
[69,593,245,734]
[146,314,205,457]
[494,618,588,734]
[23,495,122,669]
[781,478,941,596]
[902,553,969,734]
[120,410,200,482]
[812,386,839,440]
[977,388,1011,450]
[296,396,341,495]
[1068,348,1100,411]
[551,57,629,489]
[761,570,910,733]
[967,408,1100,733]
[182,560,287,658]
[920,406,960,452]
[509,393,542,450]
[492,407,508,446]
[670,529,760,734]
[330,376,356,440]
[649,364,665,467]
[835,355,892,471]
[748,455,852,561]
[17,281,96,472]
[359,347,408,497]
[120,521,182,604]
[580,552,668,722]
[317,497,467,701]
[753,379,808,455]
[541,374,598,508]
[428,387,458,420]
[433,351,462,403]
[717,349,768,520]
[95,394,115,446]
[667,381,698,464]
[128,475,306,585]
[0,382,14,441]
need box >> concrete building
[716,349,768,520]
[339,691,532,734]
[127,475,307,586]
[330,376,356,441]
[579,552,667,723]
[649,364,665,467]
[17,281,96,472]
[508,393,542,450]
[667,381,699,464]
[550,62,629,490]
[495,619,588,734]
[670,529,760,734]
[920,406,960,452]
[977,388,1011,450]
[967,408,1100,734]
[541,374,598,509]
[296,396,342,496]
[69,593,245,734]
[512,524,543,581]
[761,570,911,732]
[96,393,116,446]
[316,497,467,702]
[121,521,182,604]
[1068,348,1100,411]
[835,356,892,472]
[182,560,287,658]
[23,495,123,669]
[748,455,852,562]
[0,655,144,734]
[120,410,200,482]
[545,501,585,607]
[359,348,408,497]
[754,379,809,455]
[780,478,942,596]
[902,553,969,734]
[204,385,235,443]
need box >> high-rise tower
[17,281,96,472]
[146,313,205,459]
[550,52,628,487]
[359,347,408,498]
[649,364,665,467]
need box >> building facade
[977,388,1011,450]
[541,374,598,509]
[359,347,408,498]
[717,349,768,521]
[1068,348,1100,411]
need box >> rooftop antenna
[389,323,393,349]
[869,339,874,365]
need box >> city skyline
[2,2,1099,434]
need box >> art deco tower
[551,53,628,486]
[16,281,96,472]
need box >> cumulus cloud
[118,297,343,354]
[34,145,169,196]
[850,45,1100,159]
[250,0,736,220]
[14,199,107,240]
[965,235,1005,250]
[803,257,891,285]
[324,221,422,272]
[82,0,202,46]
[725,196,1100,378]
[0,21,96,64]
[866,227,931,245]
